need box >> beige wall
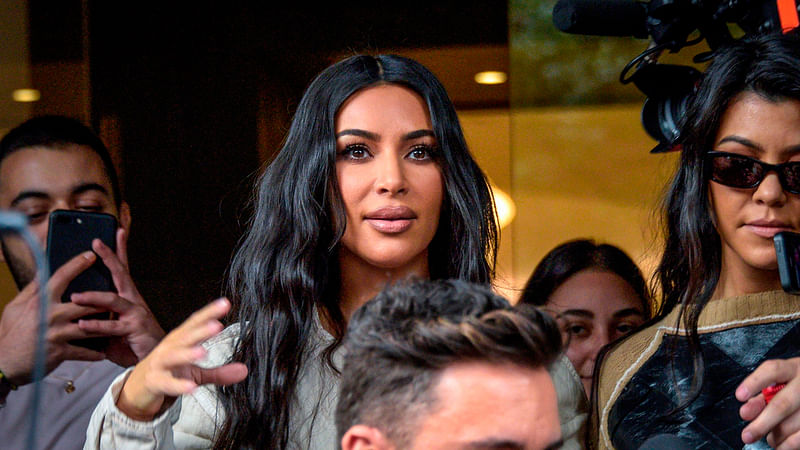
[459,104,680,303]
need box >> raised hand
[115,298,248,421]
[738,357,800,449]
[72,229,165,366]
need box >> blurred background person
[519,238,652,396]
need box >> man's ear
[341,425,395,450]
[119,201,132,232]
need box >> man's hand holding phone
[0,251,107,386]
[0,211,165,387]
[72,228,165,367]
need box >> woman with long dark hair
[594,32,800,449]
[85,54,504,449]
[519,238,652,397]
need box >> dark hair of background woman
[214,54,498,449]
[654,30,800,410]
[518,238,652,318]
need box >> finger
[170,318,224,349]
[71,292,133,314]
[77,318,128,336]
[775,428,800,450]
[194,363,248,387]
[50,322,108,342]
[46,251,96,302]
[769,411,800,448]
[157,347,208,369]
[116,228,130,268]
[148,372,198,397]
[763,388,800,447]
[740,394,767,421]
[92,238,134,293]
[743,382,800,444]
[737,360,795,402]
[177,298,232,332]
[52,302,108,322]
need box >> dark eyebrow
[10,191,50,207]
[716,136,800,157]
[613,308,645,319]
[336,129,379,140]
[557,309,593,319]
[404,129,436,140]
[717,135,761,150]
[10,183,110,208]
[72,183,110,198]
[335,129,436,141]
[465,439,525,449]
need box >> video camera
[553,0,800,152]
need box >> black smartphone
[774,231,800,295]
[46,210,118,350]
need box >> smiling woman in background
[519,238,652,396]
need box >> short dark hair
[0,115,122,205]
[519,238,653,319]
[335,278,562,448]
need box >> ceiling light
[474,71,507,85]
[491,185,516,229]
[12,89,41,103]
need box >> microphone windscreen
[552,0,649,38]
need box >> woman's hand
[115,298,248,421]
[737,357,800,449]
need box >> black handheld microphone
[552,0,649,38]
[638,434,694,450]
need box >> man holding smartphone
[0,115,165,449]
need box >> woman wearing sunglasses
[594,32,800,449]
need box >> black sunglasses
[706,151,800,194]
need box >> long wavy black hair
[654,31,800,408]
[213,54,497,449]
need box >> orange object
[777,0,800,33]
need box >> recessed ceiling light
[12,89,41,103]
[474,71,507,85]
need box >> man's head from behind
[336,279,564,450]
[0,115,128,288]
